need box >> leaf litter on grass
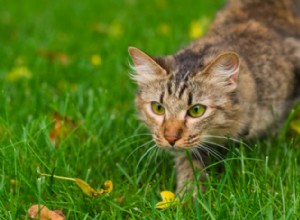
[49,112,77,147]
[38,173,113,198]
[6,66,32,82]
[155,191,180,210]
[28,204,65,220]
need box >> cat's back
[203,0,300,101]
[212,0,300,38]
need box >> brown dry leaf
[28,204,65,220]
[49,112,76,147]
[37,49,70,65]
[117,195,126,204]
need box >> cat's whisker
[116,138,152,151]
[154,146,161,164]
[201,140,230,151]
[135,144,157,171]
[125,139,155,162]
[191,149,205,167]
[196,143,224,160]
[144,144,157,167]
[118,133,153,145]
[115,133,153,153]
[201,140,239,158]
[202,134,253,150]
[145,144,161,168]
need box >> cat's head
[129,46,242,150]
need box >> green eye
[151,102,165,115]
[187,104,206,118]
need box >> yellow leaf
[74,178,99,197]
[103,180,113,193]
[108,21,123,38]
[189,18,210,39]
[155,191,179,209]
[90,54,102,66]
[157,23,170,35]
[6,66,32,82]
[291,119,300,134]
[39,173,112,198]
[189,21,203,39]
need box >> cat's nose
[164,135,180,146]
[164,122,183,146]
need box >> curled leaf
[28,204,65,220]
[103,180,113,193]
[74,178,99,197]
[74,179,113,197]
[39,173,112,198]
[155,191,179,210]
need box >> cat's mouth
[153,134,201,150]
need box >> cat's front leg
[174,152,208,198]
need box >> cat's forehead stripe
[178,83,187,99]
[160,91,165,104]
[167,81,173,95]
[188,92,193,106]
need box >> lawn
[1,0,300,219]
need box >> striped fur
[129,0,300,196]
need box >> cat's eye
[187,104,206,118]
[151,102,165,115]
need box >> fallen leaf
[37,49,70,65]
[103,180,113,193]
[49,112,76,147]
[117,195,126,204]
[39,173,113,198]
[28,204,65,220]
[157,23,171,35]
[108,21,123,38]
[74,178,99,197]
[74,179,113,197]
[189,18,210,39]
[155,191,179,210]
[90,54,102,66]
[6,66,32,82]
[90,21,123,38]
[189,20,203,39]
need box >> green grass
[1,0,300,219]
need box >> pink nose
[164,135,180,146]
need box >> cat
[128,0,300,196]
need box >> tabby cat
[128,0,300,195]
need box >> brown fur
[129,0,300,196]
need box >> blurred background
[2,1,300,219]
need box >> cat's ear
[205,52,240,90]
[128,47,167,84]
